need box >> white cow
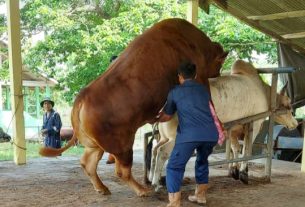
[149,60,298,190]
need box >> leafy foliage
[1,0,276,102]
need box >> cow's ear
[280,82,288,96]
[217,51,229,64]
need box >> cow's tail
[39,97,81,157]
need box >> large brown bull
[39,18,228,196]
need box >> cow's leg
[229,129,240,180]
[116,149,150,197]
[148,139,158,182]
[80,146,111,195]
[149,137,169,183]
[152,139,175,191]
[240,124,250,184]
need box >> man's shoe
[166,191,181,207]
[188,184,208,205]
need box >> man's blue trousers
[166,141,217,193]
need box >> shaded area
[0,151,305,207]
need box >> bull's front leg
[152,139,175,191]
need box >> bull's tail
[40,96,82,157]
[39,134,77,157]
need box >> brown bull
[39,18,228,196]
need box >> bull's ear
[280,82,288,96]
[217,51,229,64]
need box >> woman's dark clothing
[42,109,62,148]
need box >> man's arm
[157,111,172,122]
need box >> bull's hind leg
[115,149,150,197]
[80,146,111,195]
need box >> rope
[5,93,27,151]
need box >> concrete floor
[1,149,305,207]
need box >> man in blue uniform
[40,97,62,149]
[157,62,219,207]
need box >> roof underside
[210,0,305,55]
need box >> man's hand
[40,129,48,136]
[157,111,172,122]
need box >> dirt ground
[1,150,305,207]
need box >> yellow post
[301,120,305,172]
[7,0,26,164]
[187,0,199,26]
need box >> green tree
[0,1,276,102]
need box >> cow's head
[207,42,228,78]
[275,86,298,130]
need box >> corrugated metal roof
[210,0,305,55]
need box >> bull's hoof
[229,167,239,180]
[137,188,152,197]
[239,171,248,184]
[97,188,111,195]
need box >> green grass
[0,141,84,161]
[0,124,153,161]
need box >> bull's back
[210,75,269,123]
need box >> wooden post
[225,133,231,174]
[247,122,254,156]
[0,83,2,110]
[301,119,305,172]
[45,85,50,97]
[35,86,40,118]
[7,0,26,164]
[24,87,29,113]
[265,72,278,179]
[6,85,10,110]
[187,0,199,26]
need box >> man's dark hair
[177,61,196,79]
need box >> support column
[187,0,199,26]
[0,83,2,110]
[24,87,29,113]
[7,0,26,164]
[301,120,305,172]
[35,86,40,118]
[265,72,278,179]
[45,85,50,97]
[6,85,10,110]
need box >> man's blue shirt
[164,80,218,144]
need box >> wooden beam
[282,31,305,39]
[0,80,56,87]
[212,0,305,55]
[187,0,199,26]
[6,0,26,165]
[248,10,305,21]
